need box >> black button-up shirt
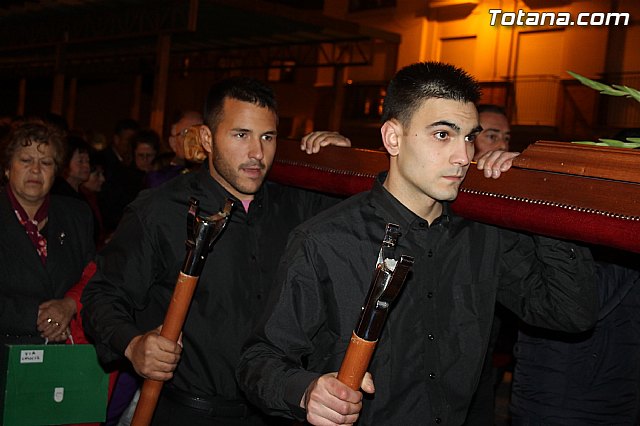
[237,175,598,425]
[82,166,336,405]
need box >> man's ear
[198,125,213,153]
[381,119,401,157]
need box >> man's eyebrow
[470,125,483,134]
[429,120,460,132]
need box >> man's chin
[236,179,265,196]
[436,187,461,202]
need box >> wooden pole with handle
[336,224,413,391]
[131,198,233,426]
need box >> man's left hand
[476,150,520,179]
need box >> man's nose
[452,140,470,167]
[248,138,264,160]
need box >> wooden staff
[337,224,414,390]
[131,197,234,426]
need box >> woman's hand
[37,297,77,342]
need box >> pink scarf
[6,186,50,264]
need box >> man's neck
[209,167,255,203]
[383,176,442,224]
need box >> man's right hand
[300,131,351,154]
[301,372,375,426]
[124,325,182,381]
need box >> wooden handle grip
[131,272,199,426]
[337,331,377,391]
[131,379,163,426]
[159,273,199,340]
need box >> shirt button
[419,222,427,228]
[429,372,436,379]
[427,334,435,340]
[569,248,577,260]
[427,292,433,298]
[435,417,442,424]
[251,255,257,262]
[427,250,433,257]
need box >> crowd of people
[0,61,638,426]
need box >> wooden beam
[150,34,171,138]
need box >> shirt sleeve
[236,229,327,421]
[496,233,598,333]
[81,205,160,364]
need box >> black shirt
[237,175,598,426]
[81,166,336,403]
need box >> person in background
[473,104,511,160]
[99,118,139,233]
[81,76,351,426]
[0,119,94,345]
[131,129,160,174]
[236,61,598,426]
[51,135,92,200]
[80,149,108,248]
[145,110,203,188]
[510,248,640,425]
[114,129,161,210]
[106,118,138,170]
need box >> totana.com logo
[488,9,630,26]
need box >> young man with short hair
[82,77,350,425]
[236,62,598,426]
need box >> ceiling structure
[0,0,401,79]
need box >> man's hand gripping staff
[337,223,414,390]
[131,197,234,426]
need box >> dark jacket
[0,188,95,344]
[81,166,337,405]
[236,176,598,426]
[511,261,640,425]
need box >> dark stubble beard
[212,152,266,197]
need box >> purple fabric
[105,370,141,425]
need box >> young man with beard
[81,77,349,425]
[236,62,598,425]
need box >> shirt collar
[370,172,452,229]
[196,164,267,212]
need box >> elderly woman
[0,120,95,344]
